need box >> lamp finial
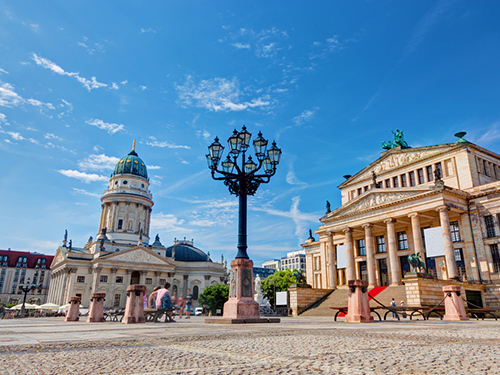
[132,139,136,151]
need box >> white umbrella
[38,303,60,310]
[59,304,70,309]
[11,303,39,310]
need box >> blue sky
[1,1,500,266]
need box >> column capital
[204,275,211,281]
[126,269,134,275]
[436,205,449,213]
[140,270,148,275]
[384,218,396,224]
[68,267,78,274]
[93,266,102,273]
[111,267,119,274]
[361,223,373,229]
[408,212,420,219]
[342,227,353,234]
[155,271,162,277]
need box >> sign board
[276,291,288,306]
[423,227,445,257]
[336,244,347,269]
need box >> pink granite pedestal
[345,279,374,323]
[205,258,279,324]
[87,293,106,323]
[123,284,147,324]
[65,296,81,322]
[443,285,469,321]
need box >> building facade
[281,250,306,274]
[303,136,500,308]
[0,249,54,305]
[48,144,226,309]
[262,259,280,270]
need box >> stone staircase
[300,285,407,317]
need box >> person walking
[185,289,193,319]
[390,298,397,319]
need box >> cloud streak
[58,169,108,183]
[32,53,108,91]
[86,119,124,134]
[146,136,190,149]
[0,81,54,109]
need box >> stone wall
[404,274,485,307]
[289,284,332,316]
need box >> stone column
[327,233,337,289]
[384,219,401,285]
[98,204,106,233]
[362,224,377,288]
[65,268,77,303]
[337,269,344,286]
[139,270,147,285]
[58,271,68,306]
[108,268,118,308]
[92,266,102,293]
[319,237,328,289]
[183,275,189,296]
[126,269,133,285]
[343,228,355,282]
[437,206,458,279]
[154,271,162,287]
[409,213,426,267]
[204,275,211,290]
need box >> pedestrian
[149,282,174,322]
[185,289,193,319]
[201,305,207,317]
[390,298,397,319]
[171,291,178,317]
[149,286,160,308]
[177,294,185,319]
[400,300,407,319]
[143,289,148,309]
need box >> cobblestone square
[0,317,499,374]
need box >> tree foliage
[198,283,229,314]
[260,269,297,307]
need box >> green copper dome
[113,149,148,179]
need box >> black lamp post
[19,278,36,318]
[207,126,282,259]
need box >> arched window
[193,285,199,300]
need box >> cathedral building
[48,143,226,309]
[303,132,500,309]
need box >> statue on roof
[381,129,409,150]
[326,200,331,213]
[68,240,72,251]
[372,171,380,188]
[155,234,160,242]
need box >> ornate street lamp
[207,126,281,259]
[19,278,36,318]
[207,126,281,320]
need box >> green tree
[198,283,229,314]
[260,269,297,307]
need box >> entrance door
[400,256,410,278]
[378,258,388,286]
[131,271,140,284]
[358,261,367,281]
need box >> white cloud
[146,136,190,149]
[32,53,107,91]
[57,169,108,183]
[73,187,100,197]
[226,27,289,61]
[30,24,40,33]
[58,99,73,118]
[0,68,8,75]
[0,81,54,109]
[44,133,63,141]
[475,123,500,145]
[121,80,128,85]
[2,130,24,141]
[150,213,189,232]
[86,118,124,134]
[140,85,147,90]
[110,82,119,90]
[140,28,156,33]
[176,76,270,112]
[196,129,211,140]
[148,165,161,170]
[78,153,120,171]
[232,43,250,49]
[0,113,8,124]
[293,108,317,126]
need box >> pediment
[103,246,174,266]
[50,247,65,268]
[341,144,457,187]
[324,189,427,220]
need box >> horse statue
[408,252,426,273]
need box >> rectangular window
[357,239,366,256]
[114,294,121,308]
[376,235,386,253]
[100,275,108,283]
[397,231,408,250]
[393,176,399,188]
[401,174,407,187]
[417,168,425,184]
[491,244,500,273]
[145,278,152,284]
[385,179,391,188]
[400,256,411,277]
[116,276,123,283]
[450,221,461,242]
[159,278,166,285]
[484,160,490,177]
[427,166,434,181]
[118,219,123,230]
[409,171,416,186]
[364,186,369,192]
[357,188,362,196]
[77,276,85,283]
[484,215,496,238]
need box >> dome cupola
[113,140,148,180]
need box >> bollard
[123,284,147,324]
[345,279,374,323]
[87,293,106,322]
[65,296,81,321]
[443,285,469,321]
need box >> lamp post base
[223,258,260,319]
